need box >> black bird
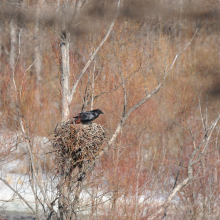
[73,109,104,124]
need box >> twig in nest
[51,122,107,182]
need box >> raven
[73,109,104,124]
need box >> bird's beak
[101,111,104,114]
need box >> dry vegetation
[0,0,220,219]
[52,121,107,181]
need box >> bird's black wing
[79,112,95,121]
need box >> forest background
[1,0,220,219]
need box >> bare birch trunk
[61,33,70,121]
[59,2,72,218]
[10,19,16,72]
[60,0,71,122]
[61,0,82,121]
[34,0,43,105]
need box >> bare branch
[191,114,220,165]
[20,59,37,99]
[68,0,121,103]
[0,177,37,216]
[157,112,220,216]
[119,71,127,118]
[199,98,206,131]
[108,29,198,145]
[10,28,56,215]
[91,61,96,110]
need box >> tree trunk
[34,0,43,105]
[60,0,71,122]
[61,33,70,122]
[10,19,17,72]
[59,2,71,218]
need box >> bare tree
[60,0,121,121]
[2,1,220,220]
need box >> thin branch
[122,29,198,127]
[20,59,37,99]
[119,71,127,118]
[199,98,206,131]
[0,177,37,216]
[192,114,220,165]
[91,61,96,110]
[11,27,56,215]
[68,0,121,103]
[9,1,64,42]
[157,112,220,216]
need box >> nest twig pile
[51,120,107,180]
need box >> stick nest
[51,121,107,177]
